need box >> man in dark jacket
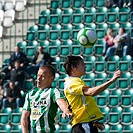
[27,46,52,75]
[2,81,23,108]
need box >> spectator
[102,28,115,56]
[2,81,23,108]
[27,46,52,75]
[113,28,130,56]
[3,46,29,75]
[104,28,130,60]
[3,60,33,90]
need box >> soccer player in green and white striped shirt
[21,65,72,133]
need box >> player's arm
[21,110,30,133]
[83,70,121,96]
[56,98,72,118]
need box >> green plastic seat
[0,125,11,133]
[49,0,60,10]
[72,0,83,9]
[37,30,48,42]
[61,14,72,25]
[28,25,38,36]
[60,30,71,41]
[109,107,122,125]
[37,15,48,26]
[49,30,60,41]
[95,0,105,8]
[23,80,34,92]
[72,29,79,41]
[83,0,95,9]
[55,124,60,133]
[49,14,60,26]
[11,113,21,125]
[25,31,36,42]
[123,125,133,133]
[107,7,119,24]
[11,125,22,133]
[72,13,83,25]
[61,0,72,10]
[94,45,104,57]
[110,124,123,133]
[121,112,132,125]
[60,124,72,133]
[119,8,131,24]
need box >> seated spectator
[3,60,33,90]
[2,81,23,109]
[113,28,130,56]
[3,46,29,75]
[104,28,130,60]
[27,46,52,75]
[102,28,115,56]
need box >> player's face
[75,60,86,76]
[37,68,53,89]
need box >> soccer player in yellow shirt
[63,55,121,133]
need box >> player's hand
[93,122,105,131]
[62,109,73,119]
[111,70,122,82]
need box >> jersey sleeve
[70,78,86,95]
[23,92,31,111]
[52,88,64,102]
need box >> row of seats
[0,0,26,11]
[38,7,132,25]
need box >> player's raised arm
[83,70,122,96]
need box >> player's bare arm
[56,98,73,119]
[21,110,30,133]
[83,70,122,96]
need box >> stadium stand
[0,0,133,132]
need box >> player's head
[64,55,86,77]
[37,65,55,89]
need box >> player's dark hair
[63,55,84,75]
[40,65,55,78]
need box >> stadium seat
[4,0,14,11]
[25,31,36,42]
[37,30,48,42]
[49,30,60,41]
[106,55,120,73]
[123,125,133,133]
[52,57,60,72]
[96,23,108,32]
[58,79,65,90]
[3,9,15,27]
[11,125,22,133]
[15,0,26,12]
[97,90,109,107]
[28,25,39,37]
[60,30,71,41]
[119,8,131,24]
[121,112,132,125]
[59,113,70,125]
[100,124,110,133]
[23,80,34,92]
[95,7,107,24]
[118,55,132,72]
[99,107,110,124]
[121,90,133,108]
[96,28,106,40]
[37,15,48,26]
[72,29,79,41]
[109,107,122,125]
[0,125,11,133]
[94,45,103,57]
[94,56,106,73]
[95,0,105,8]
[83,0,94,9]
[62,23,73,34]
[118,72,131,91]
[71,45,83,55]
[107,7,119,24]
[72,0,83,9]
[72,13,83,25]
[84,23,96,30]
[83,47,94,56]
[60,41,72,57]
[49,0,60,10]
[61,0,72,10]
[17,41,27,52]
[49,45,59,57]
[11,113,21,125]
[110,124,123,133]
[61,14,72,25]
[84,72,95,87]
[49,14,60,26]
[108,89,122,107]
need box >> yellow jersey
[64,77,104,126]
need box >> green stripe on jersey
[23,87,64,132]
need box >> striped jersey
[23,87,64,133]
